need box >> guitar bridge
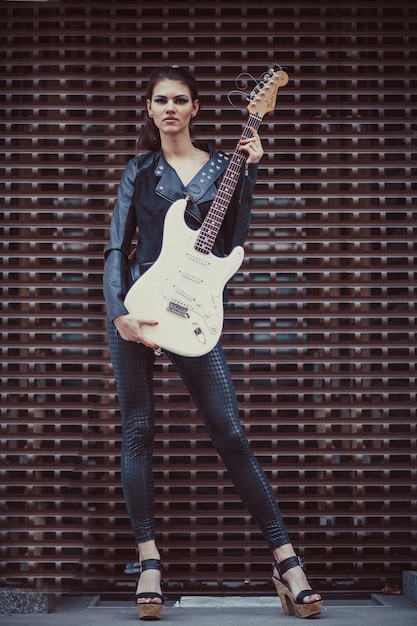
[167,300,190,318]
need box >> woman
[103,65,322,621]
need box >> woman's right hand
[113,314,160,350]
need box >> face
[146,79,199,137]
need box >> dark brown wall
[1,0,416,597]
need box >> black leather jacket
[103,145,258,323]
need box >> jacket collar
[154,147,230,205]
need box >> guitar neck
[195,113,262,254]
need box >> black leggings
[107,317,290,550]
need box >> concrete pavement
[1,593,416,626]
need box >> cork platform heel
[125,558,164,621]
[272,556,322,619]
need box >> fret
[195,117,251,252]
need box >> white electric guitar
[124,67,289,356]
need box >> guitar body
[124,198,244,357]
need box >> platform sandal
[125,558,164,621]
[272,555,322,619]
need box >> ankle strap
[275,555,305,577]
[141,558,162,572]
[124,558,162,575]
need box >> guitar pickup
[179,270,202,283]
[186,252,210,266]
[174,285,194,301]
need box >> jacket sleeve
[103,158,139,322]
[223,162,258,254]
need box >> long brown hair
[137,66,200,152]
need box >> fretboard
[195,114,262,254]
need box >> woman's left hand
[238,127,264,163]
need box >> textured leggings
[106,317,290,551]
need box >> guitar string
[195,114,262,253]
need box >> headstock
[247,68,289,118]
